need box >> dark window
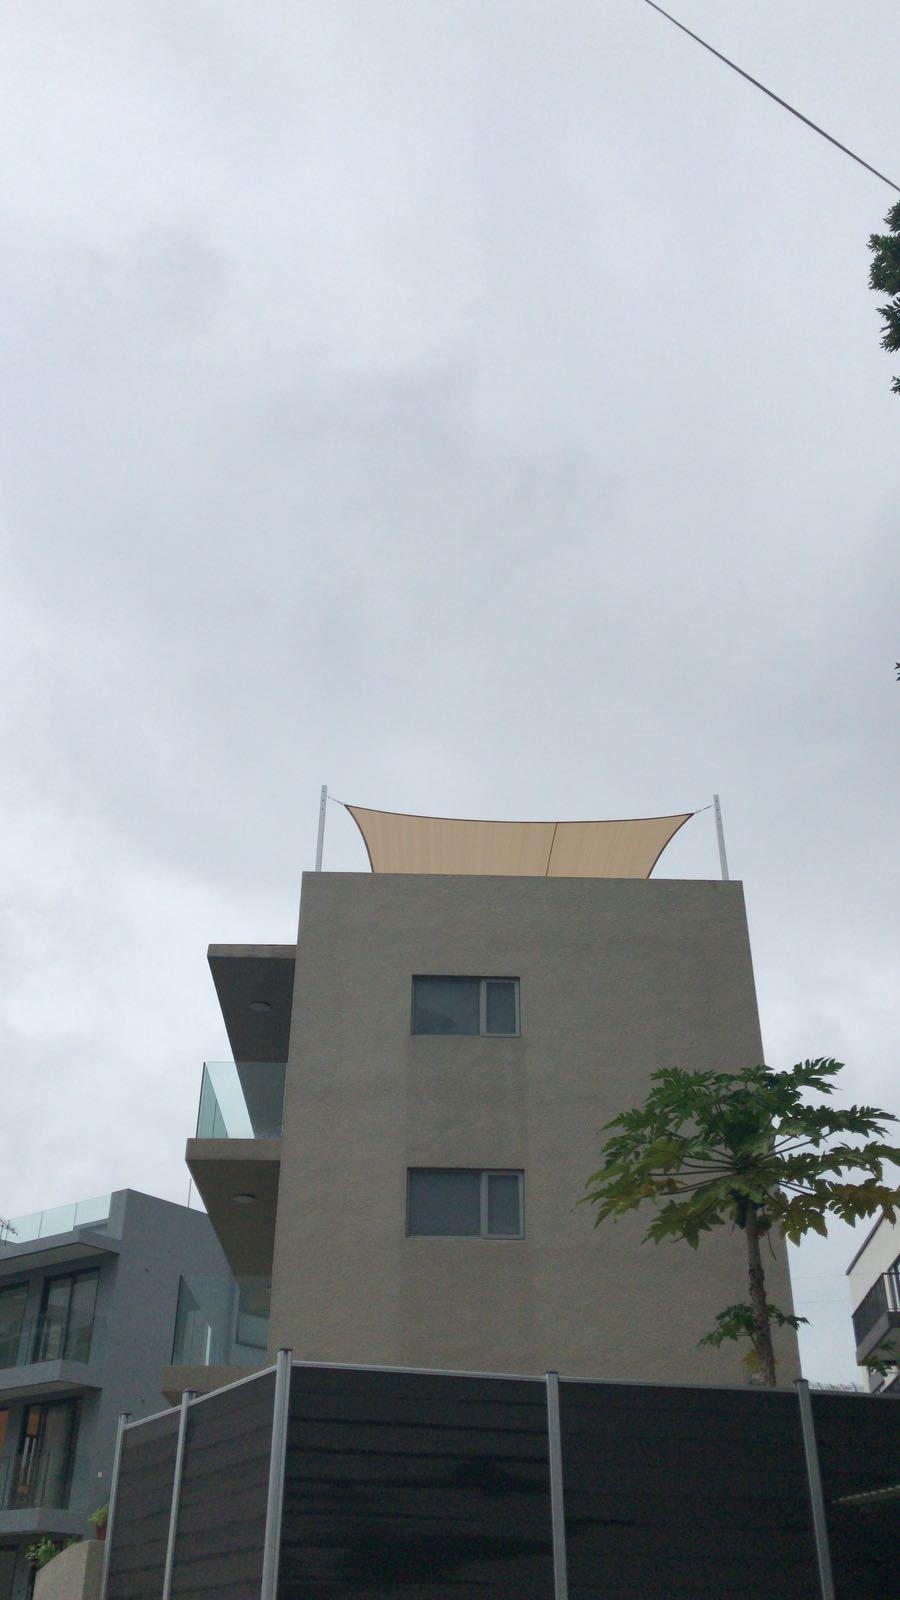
[0,1285,27,1368]
[34,1270,98,1363]
[412,977,519,1036]
[408,1170,524,1238]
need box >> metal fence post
[796,1379,836,1600]
[260,1349,292,1600]
[98,1410,131,1600]
[545,1371,570,1600]
[161,1388,195,1600]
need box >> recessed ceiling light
[249,1000,272,1013]
[231,1193,257,1205]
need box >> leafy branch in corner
[868,198,900,396]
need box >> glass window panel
[485,980,518,1035]
[412,978,480,1035]
[37,1206,76,1239]
[64,1274,98,1361]
[73,1195,110,1230]
[0,1286,28,1367]
[408,1170,481,1235]
[3,1212,40,1245]
[35,1280,70,1362]
[486,1174,523,1236]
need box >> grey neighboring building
[182,870,801,1390]
[0,1188,228,1600]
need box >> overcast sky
[2,1,898,1386]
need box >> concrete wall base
[34,1540,103,1600]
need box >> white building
[846,1214,900,1392]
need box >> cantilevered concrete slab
[208,944,295,1063]
[185,1138,280,1277]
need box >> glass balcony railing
[196,1062,285,1140]
[0,1194,111,1249]
[171,1274,270,1368]
[0,1314,106,1372]
[0,1443,74,1511]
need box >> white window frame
[411,977,521,1037]
[406,1168,525,1239]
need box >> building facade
[184,870,801,1388]
[847,1214,900,1393]
[0,1189,227,1600]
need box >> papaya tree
[583,1059,900,1385]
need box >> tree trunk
[745,1205,777,1386]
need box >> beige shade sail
[345,805,693,879]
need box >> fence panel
[169,1370,275,1600]
[280,1365,554,1598]
[104,1411,180,1600]
[560,1381,817,1600]
[811,1389,900,1600]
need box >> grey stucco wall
[78,1192,229,1511]
[268,872,800,1385]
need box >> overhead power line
[640,0,900,192]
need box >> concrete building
[847,1214,900,1393]
[182,847,801,1389]
[0,1189,228,1600]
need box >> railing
[0,1314,106,1371]
[0,1194,111,1248]
[196,1063,285,1140]
[852,1268,900,1352]
[171,1274,270,1367]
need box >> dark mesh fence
[560,1380,818,1600]
[104,1409,179,1600]
[169,1370,274,1600]
[279,1365,554,1598]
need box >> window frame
[411,976,521,1038]
[406,1168,525,1240]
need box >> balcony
[0,1196,118,1284]
[162,1273,269,1402]
[0,1195,110,1249]
[852,1269,900,1364]
[186,1064,284,1279]
[0,1316,106,1402]
[197,1062,285,1140]
[0,1448,72,1513]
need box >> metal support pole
[161,1388,195,1600]
[796,1379,836,1600]
[545,1371,569,1600]
[315,785,328,871]
[98,1410,131,1600]
[713,793,730,881]
[260,1348,292,1600]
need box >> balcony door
[12,1401,78,1510]
[34,1270,98,1363]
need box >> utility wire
[640,0,900,193]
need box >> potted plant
[88,1504,109,1541]
[25,1536,60,1571]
